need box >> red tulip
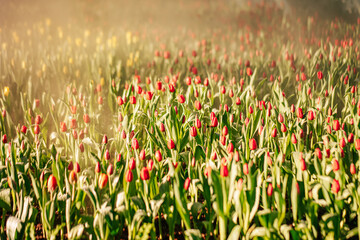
[156,81,162,90]
[300,158,306,171]
[47,174,57,192]
[237,178,243,190]
[190,126,197,137]
[333,120,340,131]
[194,100,202,110]
[184,177,191,190]
[167,139,175,150]
[307,110,315,121]
[140,167,150,180]
[102,135,108,144]
[291,133,297,144]
[125,170,133,182]
[79,142,84,152]
[117,96,124,106]
[74,162,81,173]
[177,94,185,103]
[278,113,284,123]
[211,116,218,127]
[69,170,77,184]
[131,138,139,150]
[130,96,136,104]
[297,108,303,119]
[21,125,27,134]
[246,67,253,76]
[159,123,165,132]
[95,161,101,173]
[331,179,340,194]
[271,128,277,138]
[60,122,67,132]
[220,164,228,177]
[68,161,74,171]
[280,123,287,133]
[35,115,43,125]
[129,157,136,170]
[83,114,90,123]
[104,149,110,160]
[350,163,356,175]
[355,139,360,150]
[146,91,153,101]
[267,183,273,197]
[155,150,162,162]
[249,138,257,150]
[227,142,234,153]
[315,148,322,160]
[139,149,146,160]
[317,71,323,80]
[243,163,249,175]
[332,159,340,172]
[2,134,7,144]
[340,137,346,149]
[99,173,108,189]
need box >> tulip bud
[21,125,27,134]
[167,139,175,150]
[211,116,218,127]
[99,173,108,189]
[340,137,346,149]
[307,110,315,121]
[333,120,340,131]
[184,177,191,190]
[243,163,249,175]
[95,161,101,173]
[177,94,185,103]
[331,159,340,172]
[129,157,136,170]
[291,133,297,144]
[107,164,114,175]
[155,150,162,162]
[220,164,228,177]
[355,139,360,150]
[83,114,90,123]
[74,162,80,173]
[278,113,284,123]
[350,163,356,175]
[297,108,303,119]
[68,161,74,171]
[267,183,273,197]
[60,122,67,132]
[300,158,306,171]
[140,167,150,180]
[271,128,277,138]
[47,174,57,192]
[69,170,77,184]
[190,126,197,137]
[249,138,257,150]
[104,149,110,160]
[315,148,322,160]
[2,134,7,144]
[125,170,133,182]
[331,179,340,194]
[131,138,139,150]
[139,149,146,160]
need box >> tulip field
[1,1,360,239]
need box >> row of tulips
[1,3,360,239]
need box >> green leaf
[0,188,11,211]
[68,224,85,240]
[6,216,24,240]
[227,225,241,240]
